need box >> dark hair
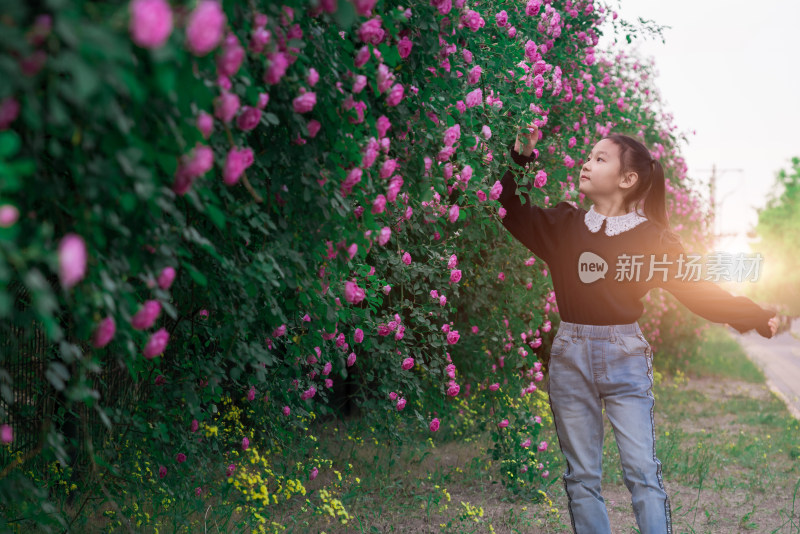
[601,133,681,249]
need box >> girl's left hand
[768,316,779,337]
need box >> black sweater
[498,145,776,337]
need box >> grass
[65,325,800,533]
[280,324,800,533]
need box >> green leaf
[45,362,70,391]
[332,0,356,30]
[264,112,280,126]
[183,262,208,286]
[206,204,226,230]
[0,131,21,158]
[155,63,177,97]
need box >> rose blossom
[185,0,226,56]
[58,234,87,289]
[128,0,173,49]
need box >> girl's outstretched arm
[496,141,575,263]
[654,239,777,338]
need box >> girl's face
[578,139,638,205]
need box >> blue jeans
[546,320,672,534]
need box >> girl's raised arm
[496,136,575,263]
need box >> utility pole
[697,164,744,243]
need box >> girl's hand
[768,315,779,337]
[514,123,540,157]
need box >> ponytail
[643,159,681,250]
[602,133,681,250]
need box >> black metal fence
[0,279,140,478]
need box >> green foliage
[750,156,800,315]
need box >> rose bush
[0,0,707,530]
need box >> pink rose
[376,115,391,137]
[447,330,460,344]
[443,124,461,146]
[490,180,503,200]
[265,52,289,85]
[362,137,380,168]
[448,205,459,223]
[429,418,440,432]
[377,64,395,94]
[92,316,116,348]
[465,88,482,108]
[401,357,414,370]
[307,119,321,138]
[354,46,371,68]
[377,226,391,246]
[526,0,542,16]
[185,0,226,56]
[398,37,413,58]
[0,205,19,227]
[371,194,386,214]
[181,144,214,180]
[197,111,214,139]
[380,158,397,179]
[236,106,261,131]
[353,74,367,93]
[386,83,404,106]
[344,280,365,304]
[306,67,319,87]
[216,33,245,77]
[131,300,162,330]
[143,327,170,359]
[223,147,254,185]
[386,174,403,202]
[58,234,87,289]
[214,91,240,123]
[352,0,377,16]
[292,91,317,113]
[0,424,12,444]
[358,17,385,44]
[158,266,176,289]
[129,0,173,49]
[249,26,270,54]
[462,10,485,32]
[467,65,482,84]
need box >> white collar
[584,205,648,236]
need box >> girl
[498,124,779,534]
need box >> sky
[596,0,800,255]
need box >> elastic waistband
[557,320,642,339]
